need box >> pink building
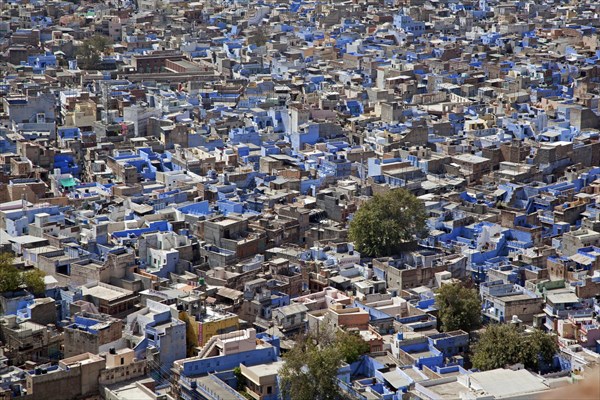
[292,286,351,311]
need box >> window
[121,357,124,365]
[267,386,272,394]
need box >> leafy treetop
[279,327,370,400]
[349,188,427,258]
[436,282,482,333]
[472,324,558,372]
[0,253,45,295]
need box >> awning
[569,253,594,265]
[60,178,77,187]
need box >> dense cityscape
[1,0,600,399]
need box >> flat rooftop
[409,350,436,359]
[497,293,535,302]
[244,361,284,378]
[470,369,550,397]
[82,285,133,301]
[427,380,468,399]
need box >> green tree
[233,366,247,391]
[436,282,481,332]
[472,324,522,371]
[349,189,427,257]
[0,253,45,295]
[88,35,112,52]
[280,328,369,400]
[22,269,46,295]
[521,329,558,371]
[77,41,100,70]
[249,26,269,47]
[280,333,342,400]
[77,35,112,70]
[0,253,21,293]
[336,330,370,364]
[472,325,558,371]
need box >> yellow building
[64,99,97,129]
[198,310,239,346]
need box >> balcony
[567,309,594,320]
[506,240,532,249]
[544,305,567,318]
[482,306,504,322]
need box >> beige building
[0,315,63,365]
[64,98,97,129]
[25,353,105,400]
[240,361,284,400]
[99,348,148,386]
[63,312,124,358]
[25,349,147,399]
[447,153,491,183]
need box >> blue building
[175,329,280,379]
[127,300,186,369]
[393,14,426,37]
